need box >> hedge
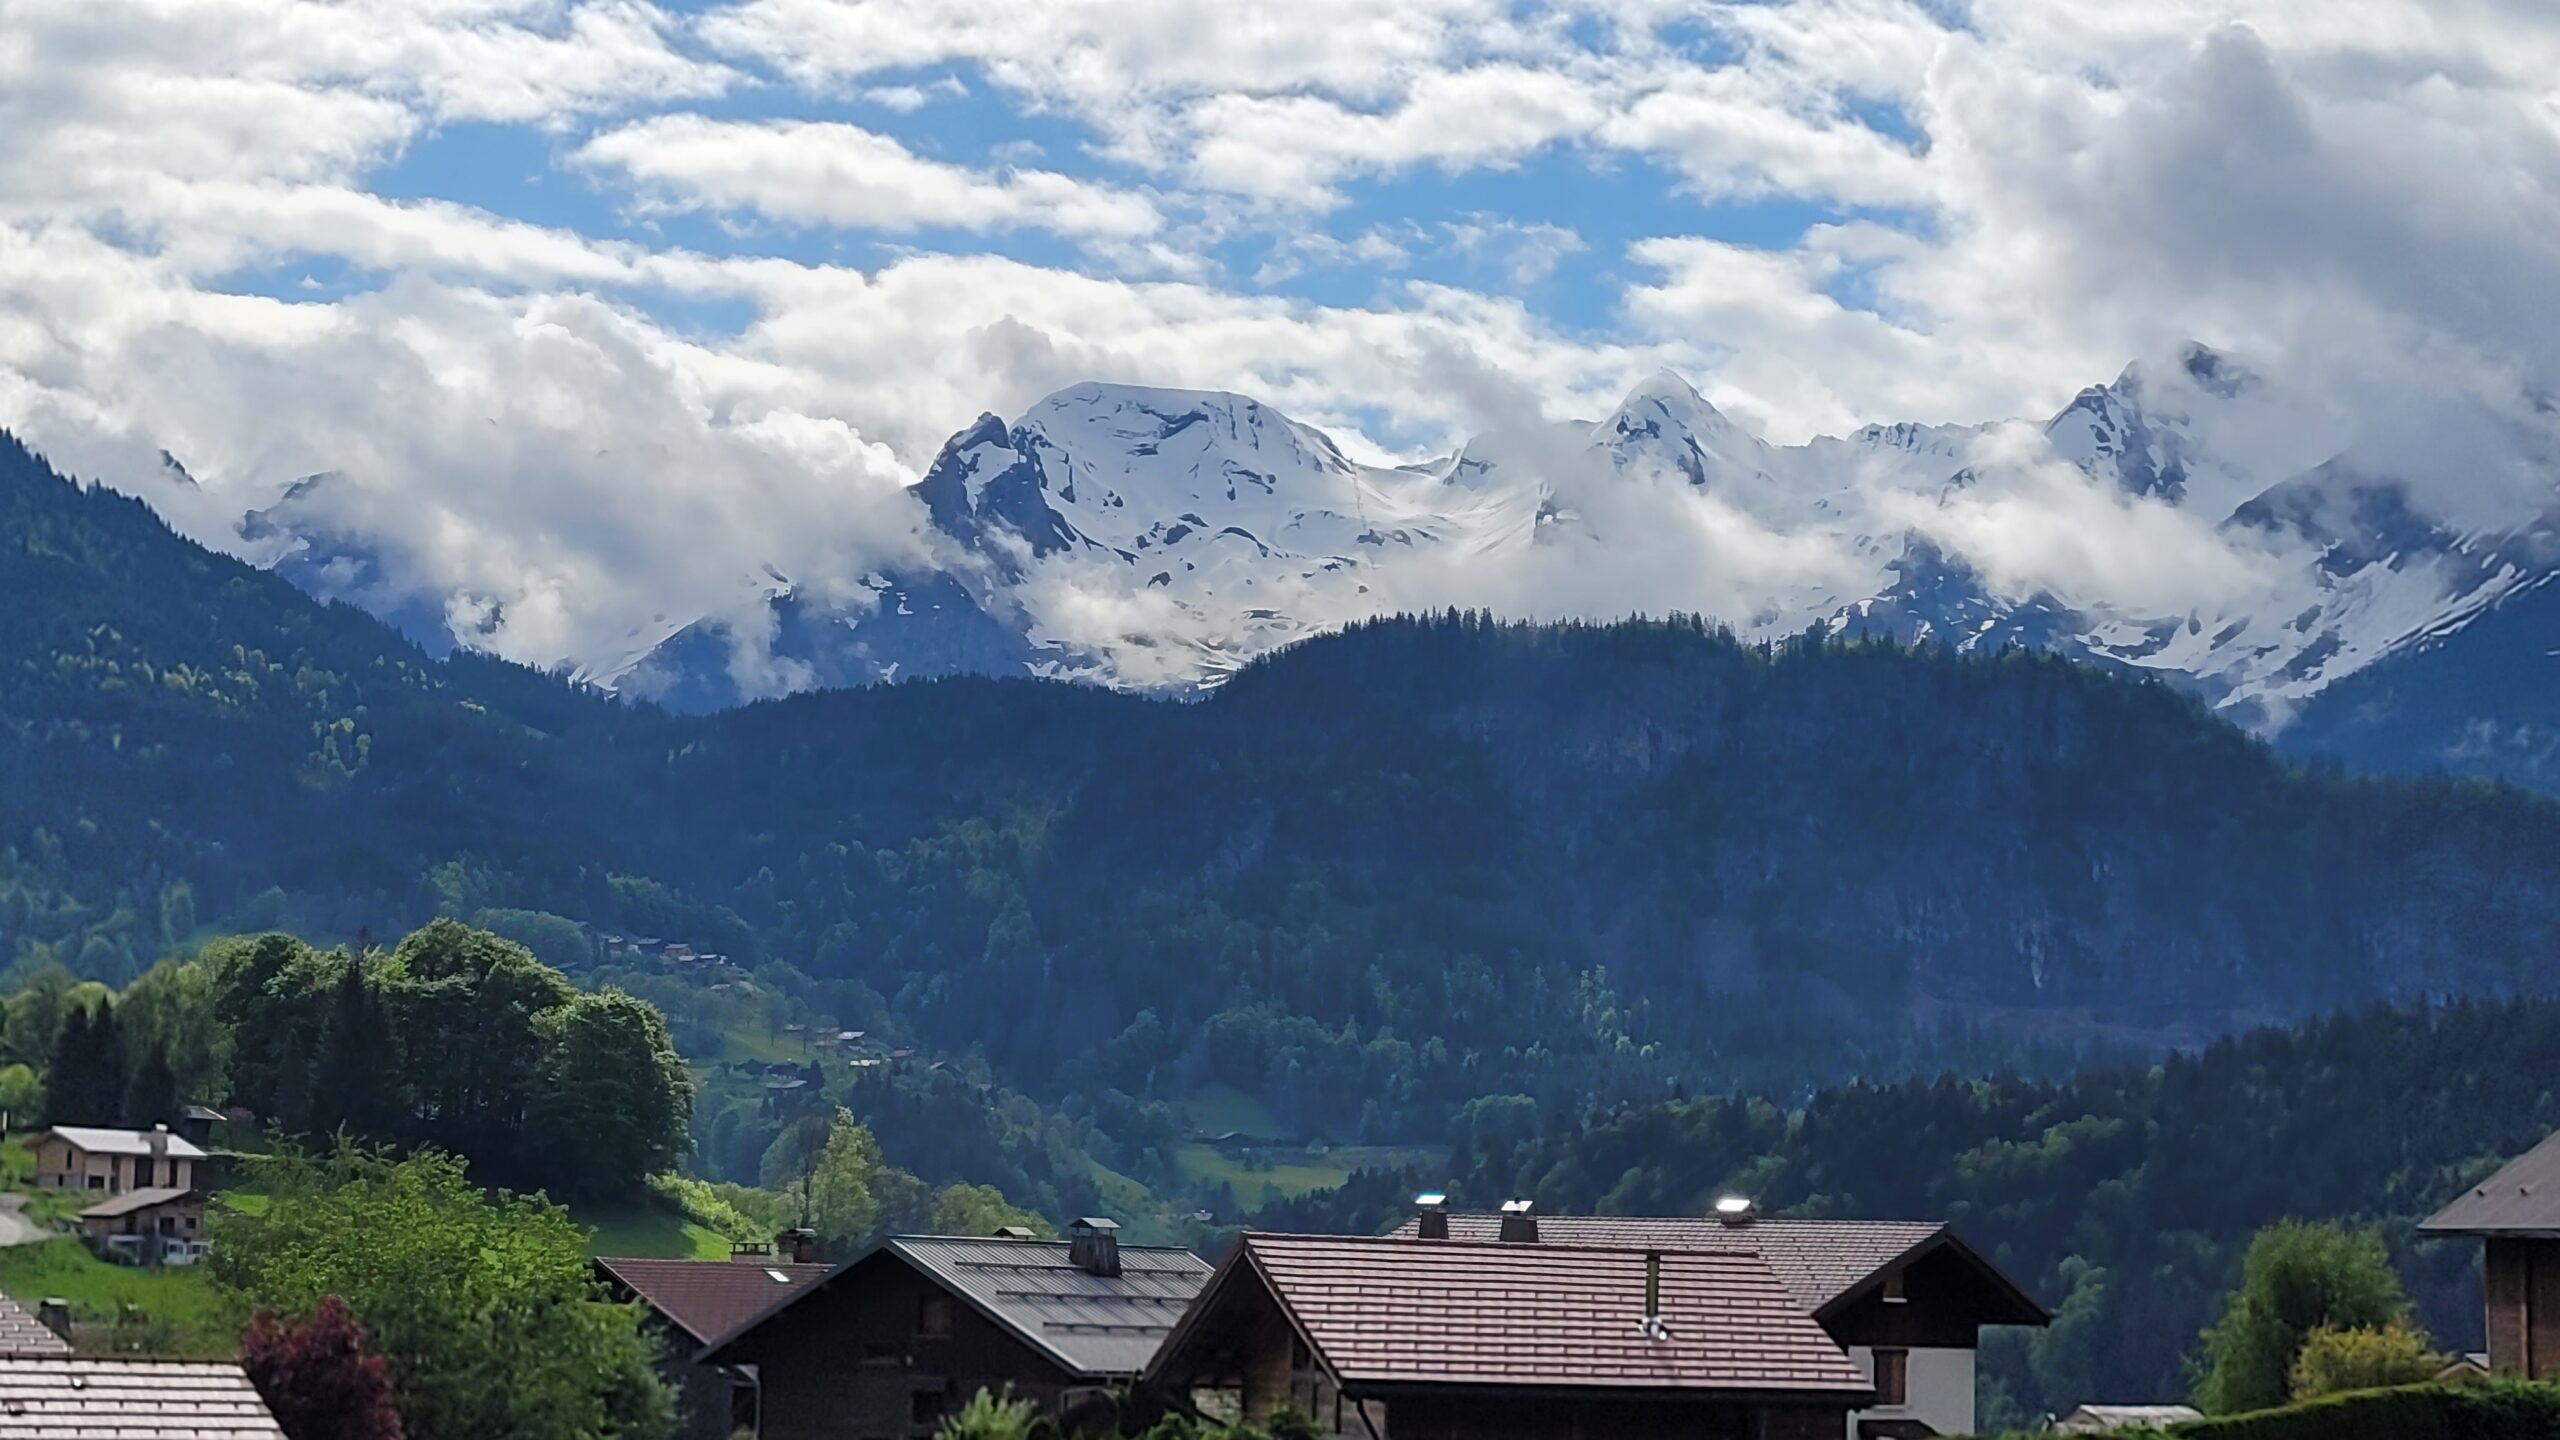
[2170,1382,2560,1440]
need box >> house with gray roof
[2420,1126,2560,1379]
[0,1356,284,1438]
[701,1219,1211,1440]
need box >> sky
[4,0,2560,677]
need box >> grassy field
[575,1198,731,1259]
[0,1238,232,1354]
[1180,1083,1287,1139]
[1173,1143,1444,1208]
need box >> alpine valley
[229,344,2560,786]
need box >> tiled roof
[592,1257,832,1346]
[1387,1215,1948,1311]
[886,1236,1214,1378]
[0,1296,68,1357]
[2421,1129,2560,1235]
[77,1187,201,1221]
[1220,1234,1872,1397]
[0,1357,284,1437]
[39,1127,207,1161]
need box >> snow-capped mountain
[228,348,2560,776]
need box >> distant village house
[32,1124,203,1195]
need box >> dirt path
[0,1194,50,1246]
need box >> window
[1872,1348,1909,1407]
[1881,1268,1906,1302]
[916,1294,953,1338]
[910,1388,946,1426]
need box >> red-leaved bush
[241,1295,404,1440]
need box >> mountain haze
[206,349,2560,786]
[11,430,2560,1131]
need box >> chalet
[594,1237,831,1440]
[1146,1229,1877,1440]
[701,1219,1211,1440]
[2419,1126,2560,1378]
[1380,1200,2048,1438]
[0,1356,284,1437]
[31,1125,204,1196]
[77,1187,209,1266]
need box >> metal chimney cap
[1500,1198,1536,1216]
[1414,1192,1449,1210]
[1712,1194,1757,1224]
[1070,1216,1120,1232]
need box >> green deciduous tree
[932,1184,1051,1239]
[211,1144,672,1440]
[2196,1221,2409,1414]
[523,990,692,1201]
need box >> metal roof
[2422,1129,2560,1235]
[0,1357,283,1437]
[888,1235,1212,1378]
[1155,1234,1873,1399]
[1385,1214,1955,1312]
[39,1127,207,1161]
[701,1234,1213,1379]
[0,1296,68,1358]
[592,1256,832,1346]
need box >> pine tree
[308,960,393,1141]
[122,1040,179,1131]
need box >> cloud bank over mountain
[2,0,2558,700]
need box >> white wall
[1843,1344,1973,1439]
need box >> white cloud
[574,114,1165,240]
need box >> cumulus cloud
[575,115,1165,241]
[6,0,2560,696]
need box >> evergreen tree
[308,960,393,1141]
[122,1040,179,1131]
[45,1001,125,1125]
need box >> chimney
[1498,1198,1537,1244]
[780,1228,820,1265]
[35,1300,69,1344]
[1414,1192,1449,1241]
[1712,1194,1756,1227]
[1068,1217,1122,1277]
[727,1240,773,1265]
[1637,1252,1672,1342]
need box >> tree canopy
[210,1144,672,1440]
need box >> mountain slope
[13,428,2560,1122]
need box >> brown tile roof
[0,1297,67,1358]
[592,1257,832,1346]
[0,1356,284,1437]
[1201,1234,1873,1398]
[1386,1214,1949,1312]
[2421,1129,2560,1236]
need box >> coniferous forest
[10,430,2560,1416]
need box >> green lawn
[1180,1084,1287,1139]
[1174,1143,1446,1208]
[0,1238,233,1354]
[575,1199,730,1259]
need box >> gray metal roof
[0,1357,283,1437]
[2422,1129,2560,1235]
[0,1295,68,1357]
[889,1236,1212,1378]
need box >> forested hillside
[1252,998,2560,1426]
[10,431,2560,1139]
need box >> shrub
[2287,1322,2439,1401]
[2173,1381,2560,1440]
